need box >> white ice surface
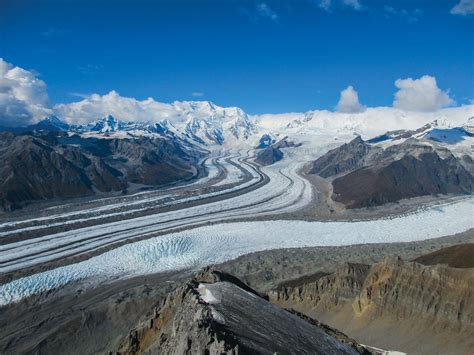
[0,197,472,306]
[214,155,245,187]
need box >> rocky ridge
[307,131,474,208]
[0,131,204,211]
[269,255,474,355]
[116,267,368,355]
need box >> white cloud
[256,3,279,21]
[316,0,362,12]
[53,91,181,125]
[342,0,361,10]
[317,0,332,11]
[337,86,365,113]
[0,58,52,127]
[451,0,474,15]
[393,75,454,112]
[192,92,204,97]
[384,6,423,22]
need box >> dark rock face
[332,150,473,208]
[256,133,276,149]
[307,136,372,178]
[307,136,474,208]
[255,146,284,166]
[117,268,366,355]
[0,132,203,211]
[255,136,300,166]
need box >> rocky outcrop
[269,255,474,355]
[255,137,300,166]
[116,268,368,355]
[0,132,204,211]
[307,136,474,208]
[255,145,283,166]
[271,263,370,311]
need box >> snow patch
[198,283,220,304]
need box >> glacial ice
[0,197,472,306]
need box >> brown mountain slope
[413,243,474,268]
[306,136,474,209]
[269,256,474,355]
[0,132,203,211]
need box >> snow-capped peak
[174,101,258,145]
[88,115,122,133]
[31,116,70,131]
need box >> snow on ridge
[198,283,220,304]
[32,101,474,148]
[253,105,474,140]
[0,197,473,306]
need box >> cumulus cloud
[0,58,52,127]
[393,75,454,112]
[337,86,365,113]
[451,0,474,15]
[53,91,181,125]
[316,0,362,12]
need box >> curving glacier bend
[0,149,312,274]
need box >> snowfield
[0,197,472,306]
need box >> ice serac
[116,268,367,355]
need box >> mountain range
[0,102,473,212]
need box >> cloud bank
[337,86,365,113]
[54,91,180,125]
[0,58,52,127]
[0,59,468,128]
[393,75,454,112]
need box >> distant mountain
[0,131,205,212]
[307,127,474,208]
[28,115,70,132]
[179,102,258,145]
[367,119,474,146]
[87,115,124,132]
[20,101,259,146]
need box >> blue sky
[1,0,473,114]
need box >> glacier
[0,197,472,306]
